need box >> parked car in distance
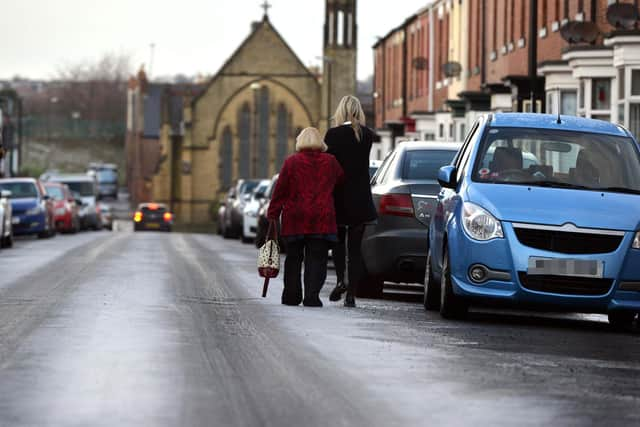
[44,182,80,233]
[133,203,173,232]
[0,178,56,238]
[255,175,281,249]
[87,163,118,199]
[242,179,272,243]
[0,188,13,247]
[426,113,640,329]
[45,174,101,230]
[98,202,114,231]
[359,141,461,297]
[220,179,261,238]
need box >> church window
[220,126,233,189]
[328,12,334,45]
[257,86,271,178]
[276,104,290,170]
[238,102,251,179]
[347,13,353,46]
[337,10,345,46]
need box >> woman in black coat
[325,95,377,307]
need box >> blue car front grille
[514,228,622,255]
[518,272,613,296]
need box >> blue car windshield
[472,127,640,193]
[0,182,39,198]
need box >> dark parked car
[359,141,461,297]
[133,203,173,232]
[220,179,261,238]
[0,178,56,238]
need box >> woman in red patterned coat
[267,127,344,307]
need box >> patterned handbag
[258,220,280,297]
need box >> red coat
[267,150,344,236]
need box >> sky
[0,0,430,81]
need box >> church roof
[192,16,319,104]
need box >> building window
[632,70,640,96]
[238,102,251,179]
[439,123,444,139]
[337,10,345,46]
[630,104,640,141]
[560,91,577,116]
[591,78,611,110]
[257,86,270,178]
[449,123,454,140]
[547,92,555,114]
[459,123,466,141]
[579,80,585,109]
[275,103,289,170]
[220,126,233,189]
[618,68,626,99]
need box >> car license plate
[527,257,603,278]
[145,223,160,229]
[12,217,20,225]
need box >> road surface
[0,229,638,426]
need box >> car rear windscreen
[141,206,167,214]
[402,150,457,180]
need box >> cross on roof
[260,0,271,17]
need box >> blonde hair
[295,127,327,152]
[333,95,366,141]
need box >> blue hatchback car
[425,113,640,329]
[0,178,55,238]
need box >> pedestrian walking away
[267,127,344,307]
[326,95,377,307]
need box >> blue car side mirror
[438,165,457,189]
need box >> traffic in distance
[0,163,119,247]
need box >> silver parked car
[0,189,13,248]
[220,179,261,239]
[359,141,461,297]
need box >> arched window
[276,104,290,169]
[238,103,251,179]
[257,86,270,178]
[220,126,233,189]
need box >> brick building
[372,0,639,158]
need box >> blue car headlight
[25,206,43,216]
[633,232,640,249]
[462,202,504,241]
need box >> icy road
[0,230,638,426]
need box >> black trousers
[332,224,366,296]
[282,238,329,305]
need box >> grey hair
[333,95,366,141]
[295,127,328,152]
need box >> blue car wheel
[440,246,468,319]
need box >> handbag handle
[266,219,278,241]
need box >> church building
[126,0,358,224]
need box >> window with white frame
[560,91,577,116]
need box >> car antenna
[556,87,562,124]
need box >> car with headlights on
[425,113,640,329]
[0,188,13,247]
[44,182,80,233]
[0,178,55,238]
[359,141,461,297]
[133,203,173,232]
[242,179,272,243]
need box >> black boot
[344,292,356,308]
[329,281,347,302]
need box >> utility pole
[528,0,538,112]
